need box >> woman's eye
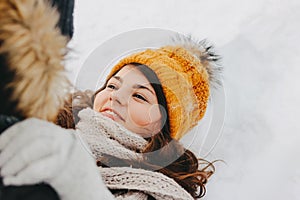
[107,84,117,90]
[133,93,148,102]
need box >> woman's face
[93,64,162,138]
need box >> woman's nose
[109,90,126,106]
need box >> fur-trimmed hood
[0,0,71,122]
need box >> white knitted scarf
[76,108,193,200]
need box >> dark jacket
[0,182,59,200]
[51,0,75,38]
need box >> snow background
[66,0,300,199]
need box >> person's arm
[0,118,114,200]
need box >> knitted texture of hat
[107,44,212,140]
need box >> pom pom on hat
[107,35,222,140]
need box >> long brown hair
[56,63,215,199]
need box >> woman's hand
[0,118,114,200]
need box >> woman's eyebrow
[133,84,154,94]
[112,76,122,83]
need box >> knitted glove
[0,118,114,200]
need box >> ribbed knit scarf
[76,108,193,200]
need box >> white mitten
[0,118,114,200]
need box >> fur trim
[171,34,223,88]
[0,0,71,121]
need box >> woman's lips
[100,108,124,121]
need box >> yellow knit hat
[106,37,221,140]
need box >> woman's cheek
[93,91,108,111]
[128,103,161,126]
